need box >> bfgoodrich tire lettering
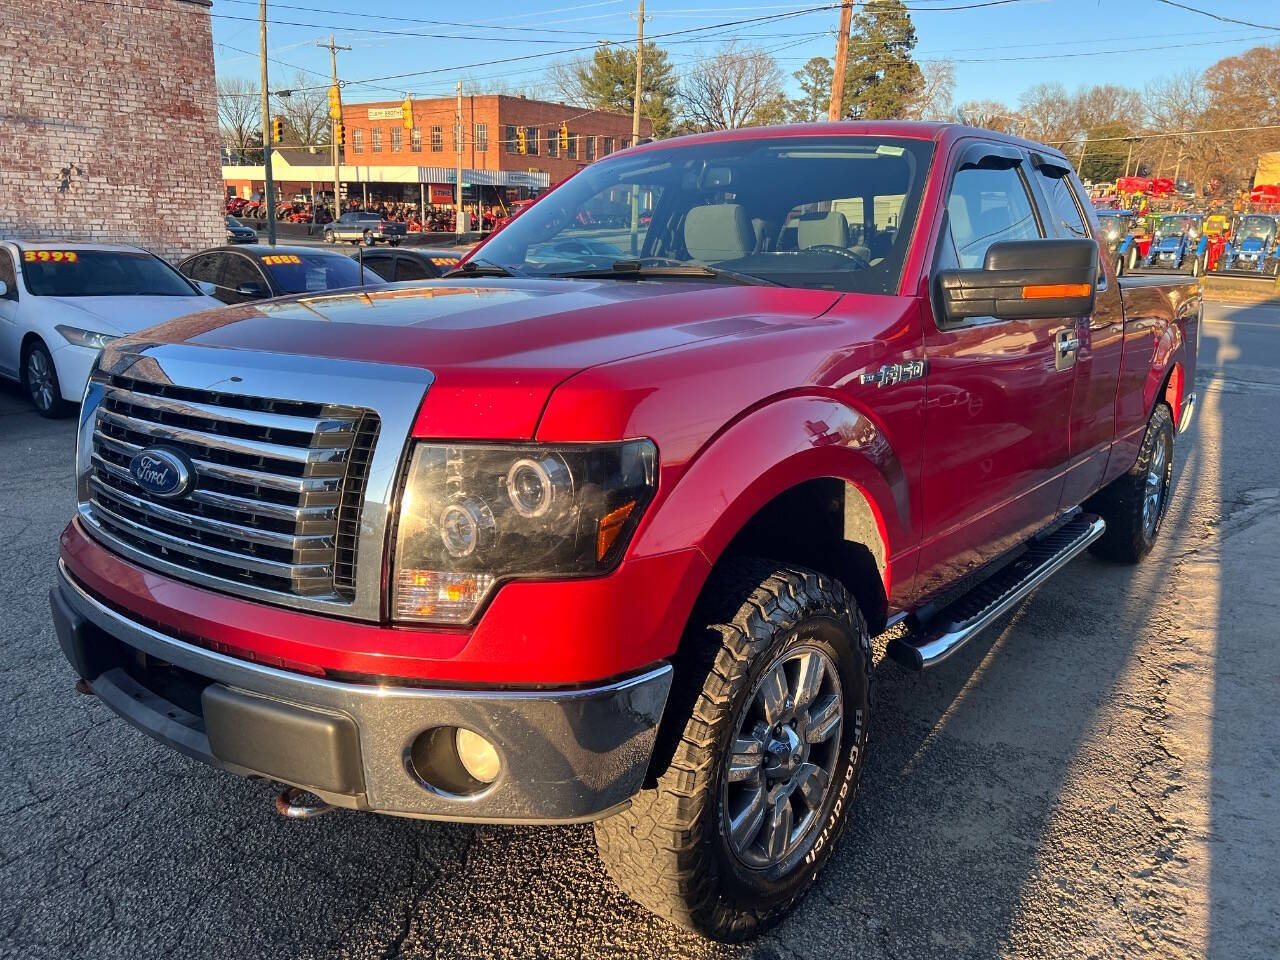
[1087,403,1174,563]
[594,559,871,941]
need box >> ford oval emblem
[129,448,193,499]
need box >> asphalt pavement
[2,300,1278,959]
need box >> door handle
[1057,335,1080,354]
[1055,330,1080,371]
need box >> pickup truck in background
[51,122,1200,942]
[322,211,407,246]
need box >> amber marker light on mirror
[1022,283,1092,299]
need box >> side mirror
[936,238,1098,323]
[196,280,218,296]
[235,281,267,299]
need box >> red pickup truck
[52,123,1200,941]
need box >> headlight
[391,439,658,623]
[54,325,118,350]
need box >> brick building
[0,0,223,262]
[223,94,651,212]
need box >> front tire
[594,560,870,941]
[1115,254,1125,277]
[1128,246,1140,272]
[22,340,72,418]
[1087,404,1174,563]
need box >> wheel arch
[635,394,908,639]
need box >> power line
[1048,123,1280,145]
[1152,0,1280,32]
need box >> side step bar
[887,513,1106,670]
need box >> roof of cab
[4,240,151,253]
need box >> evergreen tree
[788,57,833,122]
[562,42,679,137]
[839,0,923,120]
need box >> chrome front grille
[86,376,380,602]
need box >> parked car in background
[226,216,256,244]
[352,246,465,282]
[0,242,218,416]
[323,211,407,246]
[177,245,386,304]
[55,123,1201,941]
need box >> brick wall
[0,0,223,262]
[342,94,651,183]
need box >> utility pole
[456,80,465,236]
[631,0,644,145]
[317,36,350,219]
[828,0,853,122]
[259,0,276,245]
[1124,138,1135,178]
[628,0,648,254]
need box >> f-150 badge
[860,360,926,388]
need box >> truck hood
[1237,237,1266,253]
[44,294,221,336]
[123,279,842,438]
[1155,235,1183,252]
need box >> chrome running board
[887,513,1106,670]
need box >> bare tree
[217,75,261,163]
[1016,82,1076,145]
[903,60,954,122]
[680,43,785,131]
[954,99,1017,133]
[275,71,330,149]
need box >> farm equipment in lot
[1212,214,1280,276]
[1139,213,1207,275]
[1095,210,1140,275]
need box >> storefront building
[222,94,650,214]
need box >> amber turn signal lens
[1021,283,1092,299]
[597,501,637,561]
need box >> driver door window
[940,164,1042,269]
[221,255,268,303]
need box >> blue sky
[212,0,1278,108]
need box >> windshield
[475,136,935,295]
[264,253,382,294]
[226,216,244,228]
[1157,216,1196,236]
[21,250,198,298]
[1237,216,1276,241]
[1097,214,1132,236]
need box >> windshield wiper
[548,259,779,286]
[444,258,521,278]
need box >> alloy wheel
[1143,431,1169,539]
[722,645,843,869]
[26,349,55,412]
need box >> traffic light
[516,127,528,155]
[327,84,342,121]
[271,116,284,143]
[335,122,345,147]
[402,95,413,130]
[559,124,569,152]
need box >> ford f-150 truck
[50,123,1200,941]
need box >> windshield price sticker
[262,254,302,265]
[23,250,79,263]
[431,257,460,267]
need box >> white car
[0,241,220,417]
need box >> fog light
[455,728,501,783]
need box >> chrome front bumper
[51,564,671,824]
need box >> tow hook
[273,785,336,819]
[74,679,94,696]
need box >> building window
[453,123,463,152]
[391,127,402,152]
[431,125,442,152]
[618,137,629,150]
[411,127,422,152]
[352,128,364,154]
[584,136,596,162]
[475,123,488,152]
[525,126,538,156]
[603,137,614,155]
[371,128,383,153]
[505,125,518,154]
[566,132,577,160]
[547,130,558,158]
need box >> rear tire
[594,559,871,942]
[1115,254,1125,277]
[1128,246,1140,272]
[1087,404,1174,563]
